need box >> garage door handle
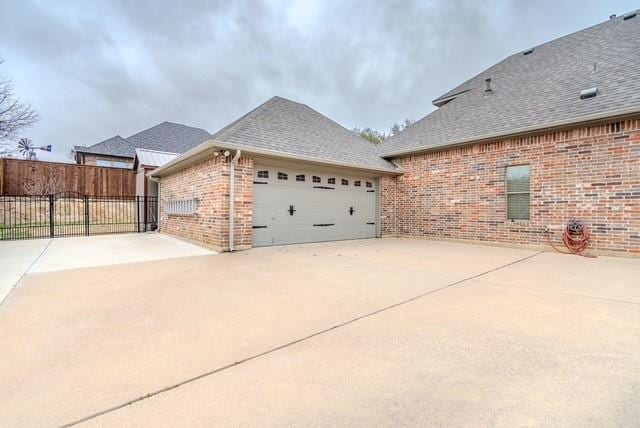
[313,223,335,227]
[288,205,296,215]
[349,207,355,215]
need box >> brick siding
[159,153,253,251]
[381,117,640,256]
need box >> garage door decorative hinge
[313,223,335,227]
[253,181,268,185]
[252,225,268,229]
[313,186,335,190]
[366,222,375,225]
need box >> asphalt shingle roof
[77,122,211,159]
[380,11,640,156]
[126,121,212,154]
[211,96,398,171]
[74,135,135,158]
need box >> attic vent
[623,12,637,20]
[523,48,534,55]
[580,87,598,99]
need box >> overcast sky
[1,0,637,162]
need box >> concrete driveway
[0,233,215,304]
[0,238,638,426]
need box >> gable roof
[74,135,135,158]
[210,96,398,172]
[380,10,640,157]
[126,121,212,154]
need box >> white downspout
[149,175,161,232]
[228,149,242,251]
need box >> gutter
[228,149,241,252]
[379,106,640,158]
[151,139,403,178]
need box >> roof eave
[379,107,640,158]
[73,150,133,158]
[151,139,403,178]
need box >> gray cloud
[0,0,636,162]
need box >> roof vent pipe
[609,14,616,19]
[580,87,598,99]
[484,78,492,93]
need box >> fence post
[136,196,140,233]
[84,195,90,236]
[49,194,55,238]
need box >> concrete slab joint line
[0,238,52,307]
[59,250,543,428]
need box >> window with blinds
[165,198,197,215]
[506,165,530,220]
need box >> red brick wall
[381,117,640,256]
[159,153,253,251]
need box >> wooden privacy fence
[0,158,136,197]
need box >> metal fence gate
[0,192,158,240]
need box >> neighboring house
[74,122,211,171]
[74,135,135,168]
[147,12,639,256]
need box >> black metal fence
[0,192,158,241]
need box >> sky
[0,0,637,163]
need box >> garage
[252,165,378,246]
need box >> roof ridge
[210,96,281,141]
[295,101,382,148]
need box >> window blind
[506,165,530,220]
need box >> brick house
[151,12,640,256]
[74,121,212,198]
[74,121,211,169]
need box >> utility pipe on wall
[228,149,242,251]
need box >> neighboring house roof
[126,121,212,154]
[379,11,640,157]
[134,148,179,169]
[76,122,211,160]
[209,96,398,172]
[74,135,136,158]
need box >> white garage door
[252,166,378,246]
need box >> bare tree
[23,175,63,195]
[0,58,39,143]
